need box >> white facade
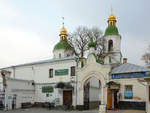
[103,35,122,64]
[0,57,78,109]
[53,49,74,59]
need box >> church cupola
[102,10,122,65]
[53,19,74,59]
[88,38,96,54]
[59,22,67,40]
[104,10,119,36]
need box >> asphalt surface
[0,108,146,113]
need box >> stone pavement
[0,108,146,113]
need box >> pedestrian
[117,90,121,109]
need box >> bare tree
[87,27,103,58]
[141,45,150,68]
[68,26,89,57]
[67,26,103,58]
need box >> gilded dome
[108,14,116,22]
[60,23,67,35]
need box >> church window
[109,56,112,63]
[70,66,75,76]
[59,54,61,58]
[124,85,133,99]
[49,69,53,78]
[108,40,113,51]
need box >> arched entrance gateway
[81,73,104,110]
[77,54,111,110]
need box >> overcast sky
[0,0,149,68]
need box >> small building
[109,62,150,110]
[4,78,35,110]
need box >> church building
[0,11,150,112]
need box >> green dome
[104,26,119,36]
[54,40,73,50]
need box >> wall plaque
[55,69,68,76]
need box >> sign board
[112,72,149,79]
[55,69,68,76]
[42,86,54,93]
[99,104,106,113]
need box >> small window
[70,66,75,76]
[49,69,53,78]
[46,93,49,97]
[124,85,133,99]
[108,40,113,51]
[59,54,61,58]
[109,56,111,63]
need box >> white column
[101,87,104,104]
[77,88,83,105]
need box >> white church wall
[14,66,34,80]
[53,49,73,58]
[1,58,77,107]
[34,59,76,83]
[34,84,56,103]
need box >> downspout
[1,71,7,110]
[12,66,15,78]
[75,57,79,108]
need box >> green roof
[104,26,119,36]
[88,38,96,48]
[54,40,73,50]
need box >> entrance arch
[77,72,107,108]
[80,72,105,89]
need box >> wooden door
[63,90,72,105]
[107,89,112,109]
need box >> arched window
[108,40,113,51]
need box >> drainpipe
[75,57,79,109]
[12,66,15,78]
[1,70,7,110]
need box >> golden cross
[62,17,64,26]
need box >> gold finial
[60,17,67,40]
[108,7,116,26]
[111,6,113,15]
[62,17,64,27]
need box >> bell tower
[102,10,122,65]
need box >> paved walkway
[0,108,146,113]
[107,110,145,113]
